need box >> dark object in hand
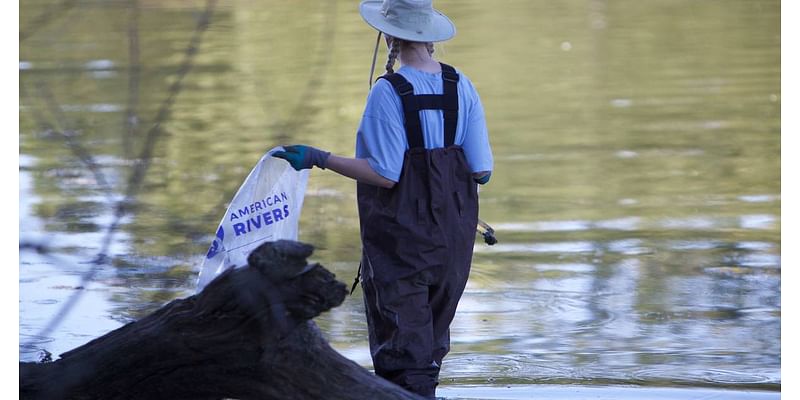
[478,219,498,245]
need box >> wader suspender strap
[379,63,460,148]
[352,64,460,295]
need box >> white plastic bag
[196,146,309,292]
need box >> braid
[385,38,402,74]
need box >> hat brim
[359,0,456,43]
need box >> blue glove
[272,145,331,171]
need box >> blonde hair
[385,38,435,74]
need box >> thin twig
[19,0,80,42]
[24,0,219,348]
[267,0,338,142]
[35,82,114,195]
[124,0,142,159]
[203,0,338,216]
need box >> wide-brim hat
[359,0,456,43]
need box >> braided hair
[385,37,402,74]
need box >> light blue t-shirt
[355,65,493,182]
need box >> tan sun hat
[359,0,456,43]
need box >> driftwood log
[20,240,423,400]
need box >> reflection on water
[20,0,779,394]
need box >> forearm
[325,154,396,189]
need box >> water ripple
[738,194,779,203]
[740,214,778,230]
[631,366,778,386]
[475,241,596,254]
[19,334,55,356]
[607,239,651,255]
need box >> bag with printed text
[196,146,309,292]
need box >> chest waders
[356,63,479,399]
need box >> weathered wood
[20,240,423,400]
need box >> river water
[19,0,780,397]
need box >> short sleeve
[459,76,494,173]
[355,79,407,182]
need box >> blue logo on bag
[206,226,224,259]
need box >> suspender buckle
[397,82,414,96]
[442,70,459,83]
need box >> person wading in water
[273,0,493,397]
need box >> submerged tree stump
[19,240,423,400]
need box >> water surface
[19,0,780,396]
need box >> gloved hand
[474,171,491,185]
[272,145,331,171]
